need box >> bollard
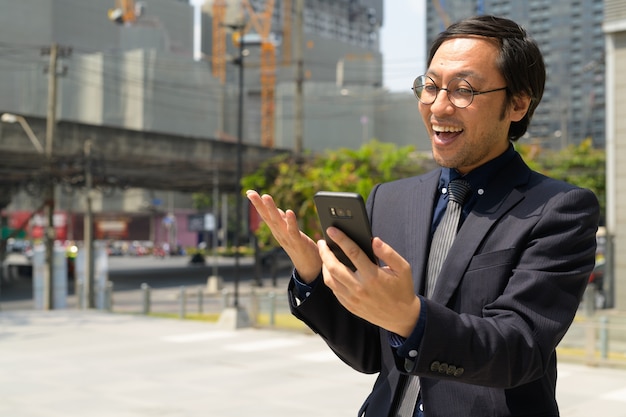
[249,289,259,322]
[105,281,114,312]
[76,279,84,310]
[221,288,230,310]
[197,287,203,314]
[584,283,596,317]
[141,283,151,315]
[269,291,276,327]
[271,252,278,287]
[179,286,186,319]
[584,320,596,365]
[600,316,609,360]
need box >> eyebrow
[425,69,488,83]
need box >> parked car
[2,238,33,284]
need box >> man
[247,15,599,417]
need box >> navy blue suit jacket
[289,154,599,417]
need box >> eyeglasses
[412,75,507,109]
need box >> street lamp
[233,23,245,311]
[217,22,251,329]
[1,112,54,310]
[1,113,45,154]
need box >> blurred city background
[0,0,625,370]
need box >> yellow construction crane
[282,0,292,66]
[241,0,276,148]
[108,0,138,25]
[211,0,280,147]
[212,0,228,84]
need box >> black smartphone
[313,191,377,271]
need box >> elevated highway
[0,115,291,208]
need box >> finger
[246,190,264,212]
[318,239,354,294]
[371,237,411,277]
[248,192,287,229]
[325,226,377,273]
[260,194,292,227]
[246,190,275,221]
[318,237,349,274]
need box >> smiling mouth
[432,125,463,144]
[432,125,463,134]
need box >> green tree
[242,140,434,248]
[516,138,606,222]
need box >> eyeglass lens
[413,75,475,108]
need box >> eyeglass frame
[412,74,508,109]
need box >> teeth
[433,125,463,133]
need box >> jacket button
[454,367,465,377]
[438,363,448,373]
[446,365,456,376]
[430,361,440,372]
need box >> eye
[423,85,438,93]
[454,87,473,96]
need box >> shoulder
[527,170,598,200]
[370,169,441,196]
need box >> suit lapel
[404,172,440,296]
[430,154,532,304]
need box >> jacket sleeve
[288,277,383,374]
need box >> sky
[380,0,427,92]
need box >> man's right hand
[246,190,322,283]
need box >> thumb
[372,237,411,275]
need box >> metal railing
[89,280,296,329]
[79,279,626,365]
[558,285,626,368]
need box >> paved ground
[1,256,626,416]
[1,309,626,417]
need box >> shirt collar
[439,144,517,197]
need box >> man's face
[419,37,529,174]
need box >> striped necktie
[395,178,471,417]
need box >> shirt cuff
[291,269,321,300]
[389,295,428,359]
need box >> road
[0,255,293,313]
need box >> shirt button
[478,188,485,195]
[408,350,418,358]
[419,403,424,412]
[305,292,311,297]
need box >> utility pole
[294,0,304,156]
[83,140,95,308]
[42,42,71,310]
[44,43,58,310]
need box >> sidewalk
[1,310,626,417]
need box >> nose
[429,88,455,115]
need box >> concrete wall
[604,0,626,310]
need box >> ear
[509,95,531,122]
